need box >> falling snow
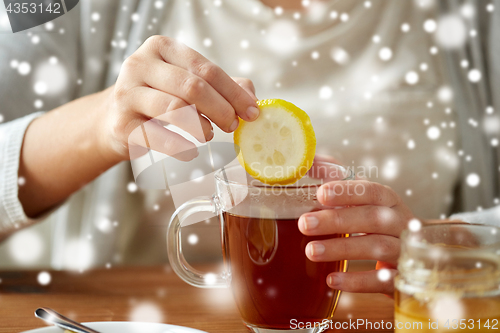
[468,69,482,82]
[379,47,392,61]
[423,19,437,33]
[187,234,199,245]
[377,269,391,282]
[466,173,480,187]
[129,302,163,323]
[405,71,419,85]
[127,182,138,193]
[37,271,52,285]
[435,15,467,49]
[427,126,441,140]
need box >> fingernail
[207,129,214,141]
[304,216,319,230]
[246,106,260,121]
[229,118,239,132]
[328,274,341,287]
[309,242,325,256]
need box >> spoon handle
[35,308,101,333]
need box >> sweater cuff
[0,112,45,232]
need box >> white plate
[22,322,208,333]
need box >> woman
[0,0,497,295]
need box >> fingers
[143,36,260,123]
[318,181,401,207]
[306,234,400,265]
[139,59,242,132]
[125,87,214,142]
[299,205,404,238]
[327,269,397,295]
[232,77,257,100]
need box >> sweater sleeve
[450,206,500,227]
[0,112,44,234]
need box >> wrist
[93,86,129,166]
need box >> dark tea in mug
[223,211,348,329]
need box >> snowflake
[372,35,381,43]
[466,173,480,187]
[37,271,51,285]
[427,126,441,140]
[274,6,283,15]
[238,60,252,74]
[331,47,349,65]
[319,86,333,100]
[330,11,338,19]
[435,15,467,49]
[127,182,138,193]
[265,20,299,54]
[468,69,482,82]
[188,234,199,245]
[423,19,437,33]
[34,81,48,95]
[8,229,45,265]
[340,13,349,22]
[407,139,416,150]
[34,99,43,109]
[377,269,391,282]
[460,59,469,68]
[401,23,411,32]
[408,219,422,232]
[460,3,476,19]
[203,38,212,47]
[240,39,249,49]
[437,86,453,103]
[95,217,113,233]
[91,12,100,21]
[17,61,31,75]
[379,47,392,61]
[204,273,217,285]
[154,1,164,9]
[129,302,163,323]
[382,159,399,180]
[405,71,419,85]
[420,63,428,71]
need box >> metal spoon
[35,307,101,333]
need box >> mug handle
[167,196,228,288]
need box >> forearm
[18,86,123,217]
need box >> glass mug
[167,161,354,332]
[395,223,500,332]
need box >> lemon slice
[234,99,316,185]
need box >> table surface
[0,261,394,332]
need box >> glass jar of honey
[395,223,500,332]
